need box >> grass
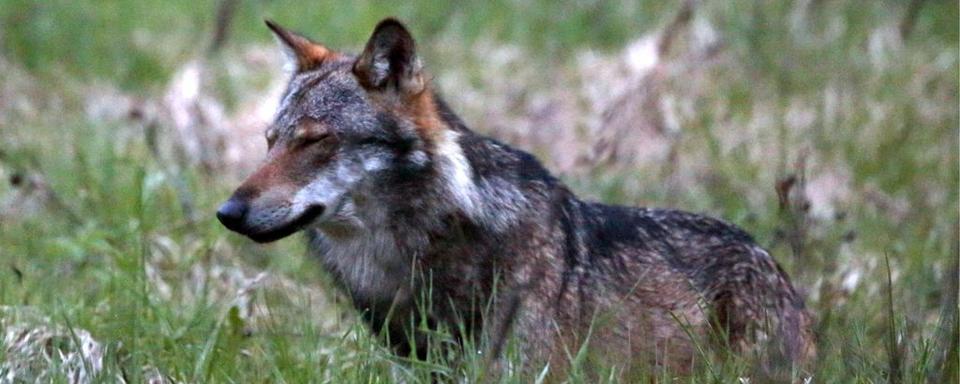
[1,0,957,382]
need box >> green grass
[1,1,957,382]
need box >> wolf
[216,18,815,378]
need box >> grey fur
[218,18,815,378]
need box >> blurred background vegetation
[0,0,957,382]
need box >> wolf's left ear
[353,18,424,95]
[265,20,332,73]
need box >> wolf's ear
[353,18,424,95]
[265,20,331,73]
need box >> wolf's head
[217,18,450,243]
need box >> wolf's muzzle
[216,198,249,231]
[217,197,326,243]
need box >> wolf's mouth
[246,205,326,243]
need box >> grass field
[1,1,957,382]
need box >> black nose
[216,198,248,230]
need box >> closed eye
[297,132,335,148]
[304,132,332,143]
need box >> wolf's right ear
[353,18,424,95]
[265,20,332,73]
